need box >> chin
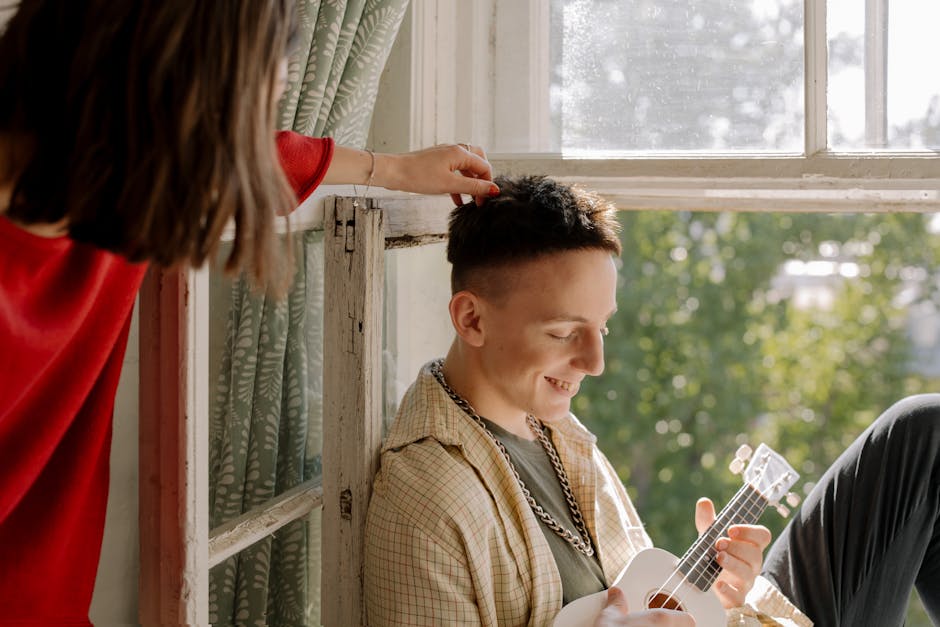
[535,404,571,424]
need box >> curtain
[209,1,409,625]
[279,0,410,146]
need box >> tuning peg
[729,457,746,475]
[786,492,801,508]
[735,444,753,461]
[776,504,791,517]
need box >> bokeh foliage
[576,211,939,621]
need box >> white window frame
[138,0,939,624]
[392,0,940,210]
[137,190,453,625]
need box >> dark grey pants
[762,394,940,627]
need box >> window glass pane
[208,233,324,521]
[493,0,804,154]
[828,0,940,150]
[209,508,322,625]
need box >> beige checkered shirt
[364,364,812,627]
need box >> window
[828,0,940,150]
[140,1,939,624]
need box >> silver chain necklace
[430,360,595,557]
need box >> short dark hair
[447,175,622,294]
[0,1,296,294]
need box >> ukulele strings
[650,485,763,607]
[649,463,796,609]
[650,452,774,605]
[648,484,765,608]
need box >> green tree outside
[576,211,939,623]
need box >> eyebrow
[544,309,618,324]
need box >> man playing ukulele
[364,176,939,627]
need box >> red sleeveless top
[0,132,333,624]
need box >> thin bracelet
[352,149,376,208]
[364,148,376,189]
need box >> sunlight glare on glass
[828,0,940,150]
[930,214,940,234]
[548,0,804,154]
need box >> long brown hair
[0,1,297,293]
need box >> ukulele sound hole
[647,592,685,612]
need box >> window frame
[396,0,940,209]
[137,192,454,624]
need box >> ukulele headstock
[729,443,801,517]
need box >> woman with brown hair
[0,1,495,623]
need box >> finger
[462,143,492,178]
[455,143,491,173]
[456,167,494,206]
[450,193,465,206]
[602,587,630,615]
[450,148,494,183]
[445,171,499,206]
[695,497,716,535]
[717,537,763,572]
[714,578,746,608]
[715,544,760,591]
[728,524,773,550]
[456,168,482,185]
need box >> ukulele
[553,443,800,627]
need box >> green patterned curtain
[280,0,409,146]
[209,1,408,625]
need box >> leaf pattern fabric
[210,232,324,626]
[279,0,410,148]
[209,2,406,624]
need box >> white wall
[371,4,457,412]
[384,243,455,415]
[89,309,139,625]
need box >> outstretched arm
[325,143,498,206]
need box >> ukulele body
[553,442,800,627]
[553,547,725,627]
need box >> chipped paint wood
[138,266,209,625]
[322,197,386,627]
[208,480,324,568]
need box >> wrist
[372,152,403,191]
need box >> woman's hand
[695,497,772,608]
[594,588,695,626]
[378,143,497,206]
[328,143,498,206]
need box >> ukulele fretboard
[676,484,766,592]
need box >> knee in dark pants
[872,394,940,455]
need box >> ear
[448,290,486,348]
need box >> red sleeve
[275,131,335,206]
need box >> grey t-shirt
[482,418,607,605]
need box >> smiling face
[468,248,618,424]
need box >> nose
[571,330,605,376]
